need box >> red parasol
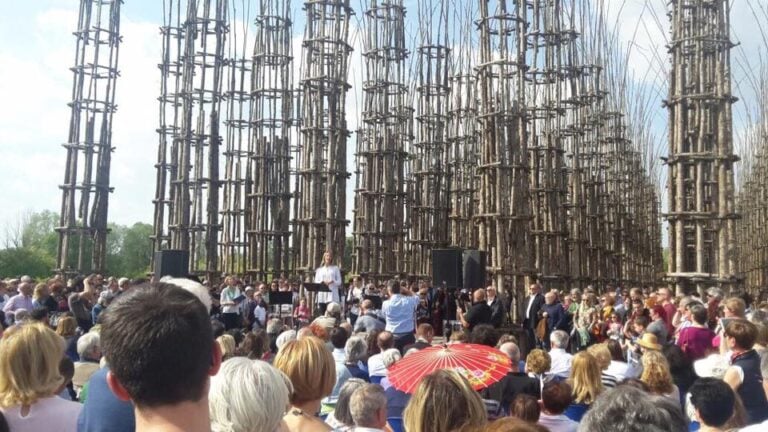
[387,343,511,394]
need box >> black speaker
[462,249,487,290]
[432,249,463,289]
[154,250,189,278]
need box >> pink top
[2,396,82,432]
[677,326,716,361]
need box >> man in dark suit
[479,341,540,416]
[403,323,434,353]
[522,283,545,354]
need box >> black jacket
[522,293,545,329]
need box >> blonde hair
[273,336,335,405]
[724,297,747,318]
[216,334,236,361]
[0,323,65,407]
[525,349,551,375]
[56,316,77,338]
[569,352,603,404]
[640,350,674,395]
[587,343,612,371]
[32,283,48,301]
[403,369,487,432]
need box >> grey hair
[380,348,402,368]
[570,288,582,296]
[266,318,284,334]
[276,329,297,351]
[77,331,101,361]
[350,384,387,428]
[550,330,569,349]
[706,287,724,301]
[345,336,368,363]
[499,342,521,363]
[578,386,688,432]
[332,378,367,426]
[161,277,212,313]
[209,358,293,432]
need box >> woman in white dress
[314,251,342,307]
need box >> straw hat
[636,332,662,351]
[693,354,730,379]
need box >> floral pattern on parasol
[387,343,512,394]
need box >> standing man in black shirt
[457,288,493,332]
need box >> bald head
[499,342,521,364]
[377,331,394,350]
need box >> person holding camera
[457,288,493,332]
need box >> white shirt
[332,348,346,364]
[314,265,342,303]
[253,304,267,327]
[549,348,573,378]
[2,396,82,432]
[740,420,768,431]
[220,286,242,314]
[526,294,537,319]
[538,413,578,432]
[368,353,387,377]
[606,360,631,382]
[348,286,364,314]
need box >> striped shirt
[601,372,618,388]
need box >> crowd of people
[0,267,767,432]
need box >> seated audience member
[587,343,617,388]
[688,378,735,432]
[325,329,353,408]
[58,357,77,401]
[276,329,297,352]
[510,394,540,423]
[549,330,573,379]
[378,349,402,388]
[404,323,434,352]
[538,381,577,432]
[100,283,222,432]
[208,358,292,432]
[722,319,768,424]
[403,369,487,432]
[662,344,697,405]
[354,299,385,333]
[325,378,366,431]
[449,329,468,344]
[331,327,349,363]
[640,350,680,402]
[605,339,632,381]
[564,352,603,422]
[313,302,341,334]
[274,336,336,432]
[676,303,715,362]
[30,305,49,324]
[216,334,237,361]
[349,384,388,432]
[368,331,395,381]
[384,375,411,419]
[238,329,270,360]
[57,315,80,362]
[344,336,370,381]
[73,331,102,396]
[0,323,82,432]
[481,342,540,414]
[78,367,136,432]
[579,385,687,432]
[525,349,553,394]
[471,324,501,348]
[483,417,548,432]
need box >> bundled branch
[665,0,739,292]
[57,0,122,275]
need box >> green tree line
[0,210,152,279]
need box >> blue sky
[0,0,764,247]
